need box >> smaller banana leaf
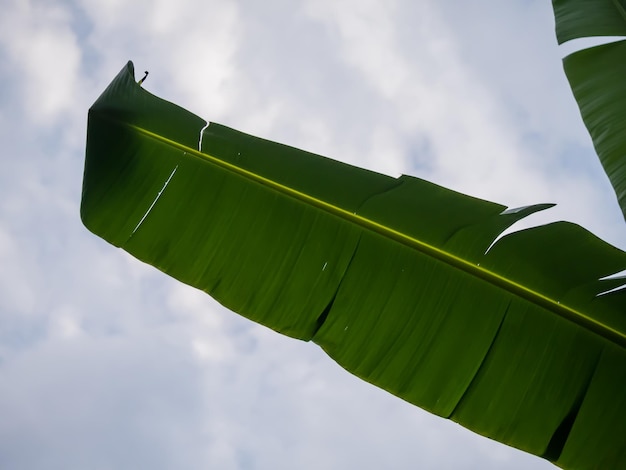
[553,0,626,220]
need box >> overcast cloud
[0,0,624,469]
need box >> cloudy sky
[1,0,624,469]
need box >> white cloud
[301,1,550,199]
[78,0,241,120]
[0,227,36,316]
[0,0,83,124]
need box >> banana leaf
[553,0,626,44]
[81,61,626,469]
[553,0,626,220]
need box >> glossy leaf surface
[82,62,626,469]
[553,0,626,44]
[553,0,626,219]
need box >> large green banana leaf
[553,0,626,220]
[81,61,626,469]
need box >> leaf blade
[552,0,626,44]
[562,40,626,220]
[82,62,626,468]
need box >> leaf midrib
[99,113,626,349]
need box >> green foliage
[554,0,626,220]
[82,62,626,469]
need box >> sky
[0,0,624,469]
